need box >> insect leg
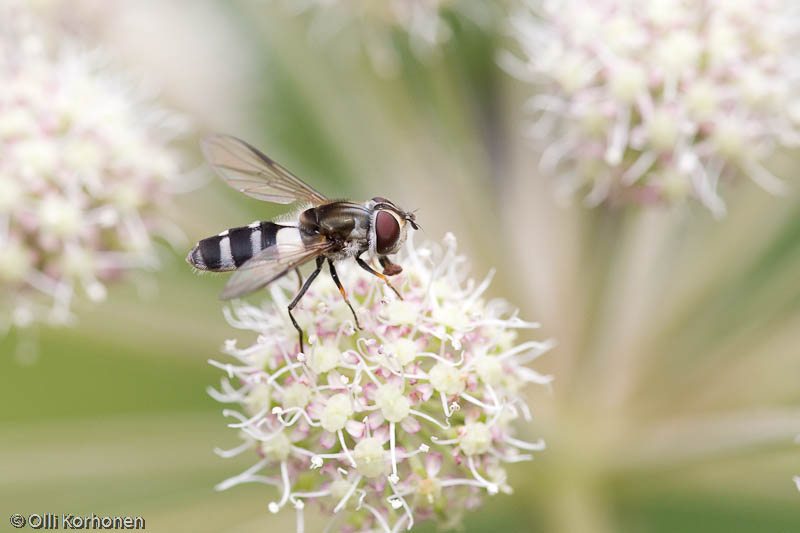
[327,259,362,330]
[295,267,304,291]
[289,256,324,353]
[356,255,403,300]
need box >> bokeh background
[2,1,799,532]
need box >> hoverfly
[187,135,419,351]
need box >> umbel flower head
[0,4,186,332]
[504,0,800,216]
[209,233,554,532]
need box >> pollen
[320,393,353,433]
[309,343,341,374]
[428,362,466,396]
[353,437,387,478]
[374,385,410,423]
[460,422,492,456]
[281,382,311,409]
[385,337,418,366]
[260,432,291,462]
[244,385,272,415]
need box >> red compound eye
[375,210,400,255]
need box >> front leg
[356,255,403,300]
[288,256,325,353]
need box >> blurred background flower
[276,0,498,77]
[0,1,188,339]
[1,1,799,532]
[286,0,452,76]
[503,0,800,216]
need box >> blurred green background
[2,1,800,532]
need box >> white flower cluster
[505,0,800,216]
[0,3,186,332]
[209,233,554,532]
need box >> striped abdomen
[187,221,289,271]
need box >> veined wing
[220,237,334,300]
[202,134,329,205]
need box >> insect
[187,135,419,352]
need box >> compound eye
[375,210,400,255]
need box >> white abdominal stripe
[190,221,296,272]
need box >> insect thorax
[302,202,371,245]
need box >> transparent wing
[220,238,333,300]
[202,134,329,205]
